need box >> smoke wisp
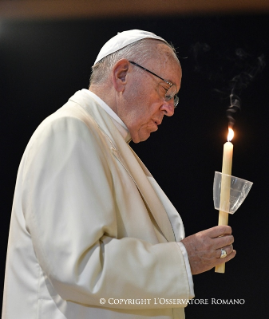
[190,43,266,128]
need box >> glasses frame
[129,61,179,107]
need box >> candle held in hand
[215,128,234,273]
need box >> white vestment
[2,90,193,319]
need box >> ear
[112,59,130,92]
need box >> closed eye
[160,84,170,94]
[165,93,173,100]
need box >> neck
[89,84,119,115]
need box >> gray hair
[89,39,178,85]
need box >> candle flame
[227,127,234,142]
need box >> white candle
[215,128,234,273]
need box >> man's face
[119,49,182,143]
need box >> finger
[200,226,232,238]
[215,249,237,265]
[215,244,234,258]
[209,225,233,238]
[214,235,234,249]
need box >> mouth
[150,119,161,132]
[153,119,162,126]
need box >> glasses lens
[165,85,179,108]
[174,95,179,107]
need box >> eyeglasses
[129,61,179,108]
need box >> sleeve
[177,242,195,298]
[22,115,191,309]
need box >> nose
[160,100,175,117]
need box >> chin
[133,134,151,143]
[130,127,152,143]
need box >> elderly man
[2,30,235,319]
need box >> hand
[181,226,236,275]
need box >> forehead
[144,42,182,90]
[164,60,182,91]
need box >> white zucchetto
[94,29,167,65]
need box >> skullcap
[94,29,167,65]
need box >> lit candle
[215,127,234,273]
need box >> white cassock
[2,89,194,319]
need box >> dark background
[1,13,268,318]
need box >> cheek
[126,92,161,129]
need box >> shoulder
[31,102,103,148]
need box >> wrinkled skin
[182,225,236,274]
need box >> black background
[1,13,269,318]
